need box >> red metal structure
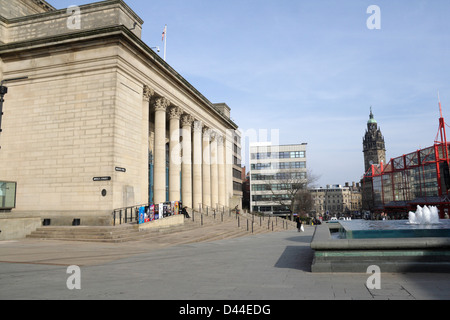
[363,98,450,219]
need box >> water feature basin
[339,220,450,239]
[310,208,450,273]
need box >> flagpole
[163,24,167,62]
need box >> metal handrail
[113,203,297,234]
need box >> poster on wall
[163,202,171,218]
[158,203,164,219]
[154,204,159,220]
[150,205,155,221]
[171,201,180,215]
[138,206,145,224]
[144,206,150,223]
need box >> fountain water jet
[408,205,441,225]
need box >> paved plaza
[0,226,449,301]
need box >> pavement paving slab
[0,226,449,302]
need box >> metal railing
[112,202,297,234]
[112,204,146,226]
[112,202,186,226]
[194,203,295,233]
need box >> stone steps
[26,212,297,244]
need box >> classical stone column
[210,131,219,209]
[202,127,211,208]
[169,106,183,202]
[142,85,154,204]
[217,135,226,207]
[181,114,194,209]
[225,133,233,208]
[154,97,170,205]
[192,121,203,210]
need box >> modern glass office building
[249,143,307,215]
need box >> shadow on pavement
[274,245,314,272]
[285,235,313,244]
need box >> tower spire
[363,106,386,172]
[367,106,377,125]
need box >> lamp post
[0,84,7,133]
[0,77,28,134]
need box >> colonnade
[144,85,231,210]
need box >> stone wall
[0,216,42,240]
[2,0,142,44]
[0,0,55,20]
[0,38,121,216]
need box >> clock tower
[363,108,386,172]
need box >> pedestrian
[296,217,304,232]
[181,206,190,219]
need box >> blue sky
[56,0,450,187]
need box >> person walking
[296,216,304,232]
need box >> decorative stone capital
[202,126,211,138]
[169,106,183,120]
[143,85,155,101]
[210,131,217,142]
[155,97,170,112]
[217,134,224,146]
[181,114,195,127]
[193,120,203,133]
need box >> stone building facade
[309,183,362,218]
[0,0,241,228]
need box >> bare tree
[293,189,314,217]
[265,169,320,221]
